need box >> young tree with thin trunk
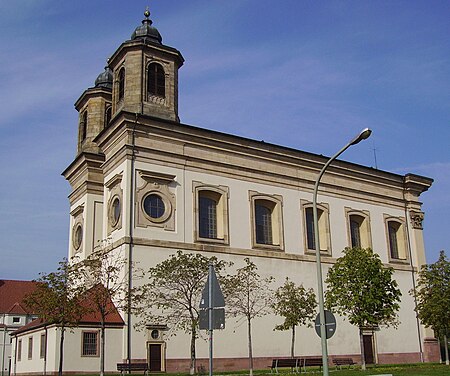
[223,258,274,376]
[413,250,450,365]
[77,246,140,376]
[325,247,401,370]
[139,251,229,375]
[24,259,86,376]
[272,278,317,358]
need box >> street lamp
[313,128,372,376]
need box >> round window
[143,194,165,219]
[110,197,121,226]
[151,329,159,340]
[73,225,83,250]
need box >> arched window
[255,200,274,245]
[147,63,165,98]
[104,106,112,128]
[302,202,331,255]
[349,215,363,248]
[386,219,407,261]
[118,68,125,102]
[81,111,87,142]
[199,194,218,239]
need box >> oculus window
[136,170,176,231]
[106,174,123,234]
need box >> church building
[11,10,438,375]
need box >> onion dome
[95,65,113,90]
[131,8,162,44]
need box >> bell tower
[109,9,184,121]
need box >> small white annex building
[11,10,439,375]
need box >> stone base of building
[423,337,441,362]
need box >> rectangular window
[28,337,33,360]
[40,333,46,359]
[82,331,98,356]
[12,317,20,323]
[388,224,399,259]
[18,339,22,361]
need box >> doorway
[363,335,375,364]
[148,344,162,372]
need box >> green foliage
[272,278,317,331]
[325,247,402,329]
[223,257,274,321]
[413,250,450,338]
[24,258,86,327]
[222,258,274,376]
[140,250,230,375]
[24,258,87,376]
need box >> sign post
[199,264,225,376]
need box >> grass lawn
[248,363,448,376]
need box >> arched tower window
[104,106,112,128]
[147,63,165,98]
[81,111,87,142]
[118,68,125,102]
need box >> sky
[0,0,449,280]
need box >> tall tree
[24,259,85,376]
[77,247,139,376]
[223,258,274,376]
[413,250,450,365]
[325,247,401,370]
[272,278,317,358]
[139,251,229,375]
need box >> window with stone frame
[136,170,176,231]
[70,205,84,256]
[147,62,165,98]
[193,183,229,244]
[302,201,331,255]
[345,208,372,249]
[249,191,284,251]
[106,174,123,234]
[81,331,98,357]
[385,216,408,262]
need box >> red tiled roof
[12,284,124,335]
[0,280,39,314]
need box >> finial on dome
[144,6,150,19]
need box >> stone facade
[11,11,440,375]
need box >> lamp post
[313,128,372,376]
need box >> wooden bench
[269,358,302,373]
[332,357,356,370]
[301,357,323,372]
[117,362,149,375]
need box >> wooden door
[149,344,162,372]
[363,335,374,364]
